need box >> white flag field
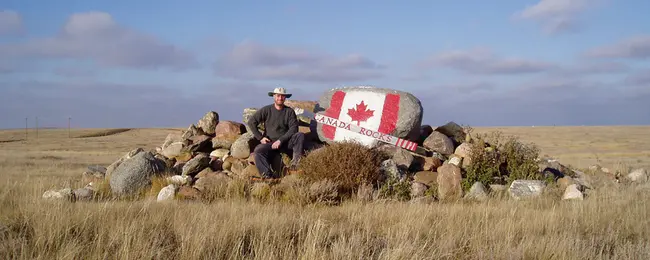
[294,108,419,152]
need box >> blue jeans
[252,132,305,177]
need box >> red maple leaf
[347,100,374,126]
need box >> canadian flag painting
[322,90,400,147]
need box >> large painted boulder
[312,86,423,148]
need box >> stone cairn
[43,86,649,203]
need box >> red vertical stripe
[378,94,400,134]
[322,91,346,139]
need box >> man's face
[274,94,286,105]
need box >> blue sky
[1,0,649,128]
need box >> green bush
[500,135,544,183]
[463,131,545,191]
[298,141,387,196]
[377,177,411,201]
[463,136,502,191]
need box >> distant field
[1,126,650,259]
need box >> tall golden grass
[1,127,650,259]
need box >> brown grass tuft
[298,141,386,196]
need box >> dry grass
[1,126,650,259]
[299,141,387,196]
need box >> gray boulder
[242,108,259,133]
[423,131,454,155]
[109,151,167,197]
[197,111,219,135]
[313,86,423,148]
[182,153,210,177]
[230,132,256,159]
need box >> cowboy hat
[268,87,292,98]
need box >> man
[247,87,305,179]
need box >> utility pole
[25,117,28,140]
[35,117,38,139]
[68,117,71,138]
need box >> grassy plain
[1,126,650,259]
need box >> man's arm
[277,108,299,144]
[247,107,266,141]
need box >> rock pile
[41,86,648,203]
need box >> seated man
[247,87,305,179]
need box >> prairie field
[1,126,650,259]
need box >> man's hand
[260,137,271,144]
[271,140,281,149]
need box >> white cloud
[214,41,384,83]
[421,48,554,74]
[513,0,596,34]
[584,35,650,59]
[0,11,198,70]
[0,10,23,35]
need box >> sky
[1,0,649,129]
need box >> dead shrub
[298,141,386,196]
[308,179,339,205]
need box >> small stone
[557,177,576,189]
[73,187,95,201]
[413,171,437,186]
[464,182,488,201]
[209,149,230,160]
[177,186,201,200]
[157,184,177,202]
[454,143,472,158]
[42,188,74,201]
[562,184,584,200]
[212,133,239,150]
[626,168,648,183]
[162,133,183,150]
[448,156,462,167]
[161,142,184,159]
[166,175,192,186]
[423,156,442,171]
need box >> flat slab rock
[508,180,546,200]
[313,86,423,148]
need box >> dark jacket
[247,104,299,144]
